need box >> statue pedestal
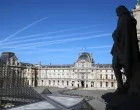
[102,92,140,110]
[128,65,140,95]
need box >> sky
[0,0,138,65]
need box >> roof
[0,52,18,62]
[77,52,94,62]
[19,62,34,66]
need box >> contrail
[20,33,111,48]
[13,45,112,54]
[95,50,111,53]
[0,31,102,45]
[87,45,112,49]
[0,33,111,50]
[0,16,48,43]
[10,24,102,40]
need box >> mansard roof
[42,64,73,68]
[19,62,34,66]
[0,52,18,62]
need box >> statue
[111,5,140,94]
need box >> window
[111,82,114,87]
[67,81,69,85]
[100,82,102,87]
[48,80,51,85]
[111,75,113,79]
[106,75,108,79]
[72,81,74,86]
[62,80,64,85]
[77,74,79,78]
[86,74,88,79]
[53,80,55,85]
[41,80,43,85]
[106,82,108,87]
[91,82,94,87]
[100,74,102,79]
[58,80,59,85]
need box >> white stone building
[0,51,122,90]
[36,52,119,90]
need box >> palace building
[0,52,125,90]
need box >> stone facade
[0,52,126,90]
[35,52,126,90]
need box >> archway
[72,81,75,86]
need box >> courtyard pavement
[34,87,115,110]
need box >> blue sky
[0,0,137,65]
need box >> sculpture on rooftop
[111,5,140,94]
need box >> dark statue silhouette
[101,5,140,110]
[111,5,140,94]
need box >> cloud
[0,16,48,43]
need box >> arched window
[72,81,75,86]
[91,81,94,87]
[42,80,43,86]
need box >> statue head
[116,5,130,17]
